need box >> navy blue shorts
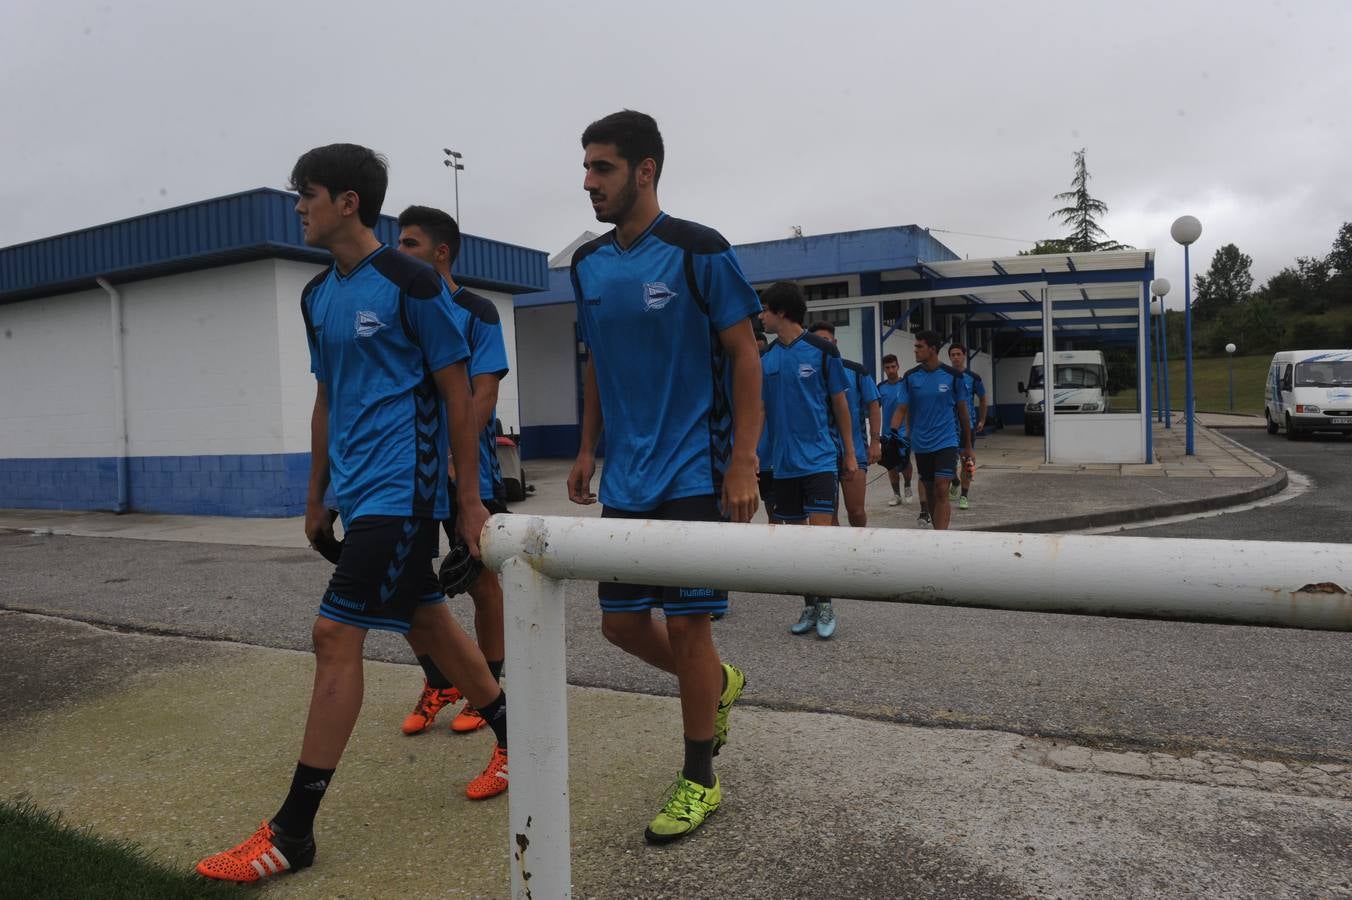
[771,471,838,521]
[320,516,443,634]
[915,447,959,484]
[599,495,728,617]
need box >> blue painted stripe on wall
[0,453,314,517]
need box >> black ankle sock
[416,655,453,690]
[683,737,716,788]
[961,488,969,497]
[919,502,928,514]
[480,690,508,750]
[487,659,504,682]
[272,762,334,837]
[721,666,728,692]
[904,479,912,488]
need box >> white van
[1019,350,1108,436]
[1264,349,1352,438]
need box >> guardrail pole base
[502,555,571,899]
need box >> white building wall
[120,262,285,457]
[0,288,118,458]
[275,259,325,454]
[479,288,520,435]
[514,304,578,429]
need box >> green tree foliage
[1049,149,1128,252]
[1192,243,1254,320]
[1326,221,1352,305]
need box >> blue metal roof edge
[515,224,961,309]
[0,188,549,304]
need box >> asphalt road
[2,429,1349,766]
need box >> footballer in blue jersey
[877,353,915,505]
[809,321,881,528]
[760,283,855,641]
[888,330,974,532]
[395,205,513,738]
[196,147,509,886]
[947,344,988,510]
[568,111,759,844]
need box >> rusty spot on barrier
[514,829,533,895]
[1014,552,1022,558]
[1295,582,1348,595]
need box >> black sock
[891,485,901,496]
[480,690,508,750]
[961,488,969,497]
[683,737,716,788]
[487,659,504,682]
[272,762,334,837]
[919,502,928,514]
[417,654,453,690]
[904,478,912,488]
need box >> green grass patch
[1161,354,1271,416]
[0,798,241,899]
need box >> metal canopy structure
[877,249,1157,463]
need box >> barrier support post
[500,555,571,900]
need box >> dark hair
[761,281,806,325]
[397,205,461,265]
[882,353,899,365]
[289,143,388,228]
[581,110,665,184]
[916,330,943,351]
[808,320,835,335]
[948,343,967,355]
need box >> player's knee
[311,617,362,660]
[601,614,640,648]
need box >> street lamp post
[1151,278,1172,429]
[442,148,464,223]
[1226,342,1237,411]
[1171,216,1203,455]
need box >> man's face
[294,182,348,248]
[759,305,785,335]
[883,360,900,381]
[948,347,967,371]
[582,143,639,225]
[396,225,440,268]
[914,339,937,365]
[811,328,836,346]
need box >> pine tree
[1048,149,1127,252]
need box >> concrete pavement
[5,415,1348,898]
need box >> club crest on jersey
[798,363,817,378]
[354,310,386,338]
[643,282,676,311]
[938,383,950,392]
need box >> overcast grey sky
[4,0,1350,305]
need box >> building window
[815,308,851,327]
[802,281,850,302]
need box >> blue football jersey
[301,246,469,521]
[571,213,761,510]
[757,342,775,472]
[843,359,880,466]
[878,378,907,439]
[896,364,970,454]
[449,287,510,501]
[762,332,850,478]
[956,370,986,430]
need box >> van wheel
[1284,413,1299,440]
[1265,410,1279,435]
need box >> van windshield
[1294,360,1352,387]
[1028,364,1106,390]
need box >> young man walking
[196,146,508,884]
[567,110,761,844]
[946,343,987,510]
[809,321,881,527]
[394,205,511,736]
[888,330,974,531]
[761,284,856,638]
[877,354,915,506]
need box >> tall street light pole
[1171,216,1203,455]
[443,148,464,223]
[1151,278,1172,429]
[1226,342,1237,411]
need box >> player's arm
[717,317,763,523]
[831,390,858,476]
[867,399,882,465]
[976,390,989,433]
[471,373,501,433]
[304,382,332,545]
[955,399,974,459]
[433,361,488,557]
[889,403,908,436]
[568,358,604,505]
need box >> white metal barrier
[483,513,1352,899]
